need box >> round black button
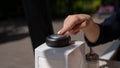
[46,34,71,47]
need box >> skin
[58,14,100,43]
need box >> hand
[58,14,94,35]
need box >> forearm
[83,20,100,43]
[85,11,120,47]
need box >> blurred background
[0,0,119,68]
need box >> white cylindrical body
[35,41,86,68]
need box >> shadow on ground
[0,17,29,44]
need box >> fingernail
[57,31,61,34]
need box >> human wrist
[82,18,95,31]
[82,19,100,43]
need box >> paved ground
[0,16,115,68]
[0,18,34,68]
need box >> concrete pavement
[0,18,34,68]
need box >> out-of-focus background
[0,0,119,68]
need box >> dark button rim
[46,34,71,47]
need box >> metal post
[22,0,53,50]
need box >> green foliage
[73,0,101,14]
[49,0,101,18]
[48,0,68,18]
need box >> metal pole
[22,0,53,50]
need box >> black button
[46,34,71,47]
